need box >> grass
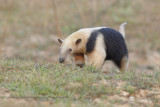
[0,58,160,106]
[0,58,115,98]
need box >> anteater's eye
[69,48,72,52]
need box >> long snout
[59,47,70,63]
[59,57,65,63]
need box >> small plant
[153,69,160,83]
[123,85,136,94]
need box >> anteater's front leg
[86,49,106,70]
[71,53,85,68]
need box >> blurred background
[0,0,160,70]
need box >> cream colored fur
[61,27,105,54]
[119,22,127,38]
[86,33,106,69]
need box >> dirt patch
[0,98,52,107]
[0,87,10,98]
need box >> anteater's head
[58,38,82,64]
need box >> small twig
[52,0,62,37]
[0,65,33,71]
[147,92,160,97]
[0,65,19,71]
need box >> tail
[119,22,127,38]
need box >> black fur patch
[86,28,128,68]
[86,31,99,53]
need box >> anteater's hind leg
[119,56,129,72]
[113,56,128,72]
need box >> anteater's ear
[75,39,82,45]
[58,38,63,44]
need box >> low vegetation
[0,58,160,106]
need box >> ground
[0,0,160,106]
